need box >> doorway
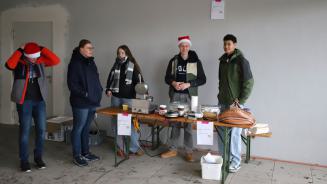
[0,5,68,124]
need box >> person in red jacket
[5,42,60,172]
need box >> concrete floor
[0,124,326,184]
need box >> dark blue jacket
[67,48,103,108]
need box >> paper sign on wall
[117,113,132,136]
[197,121,214,145]
[211,0,225,20]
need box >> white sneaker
[229,165,241,173]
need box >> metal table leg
[114,136,130,167]
[124,136,130,159]
[114,123,118,166]
[150,121,164,150]
[245,135,251,163]
[241,134,251,164]
[220,127,232,184]
[151,125,155,150]
[153,124,164,150]
[114,126,130,167]
[156,126,160,148]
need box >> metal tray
[165,111,179,118]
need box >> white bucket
[201,155,223,181]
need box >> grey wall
[1,0,327,165]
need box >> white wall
[0,0,326,165]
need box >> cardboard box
[45,128,65,142]
[46,116,73,142]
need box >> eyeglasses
[85,47,95,50]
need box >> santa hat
[178,35,192,47]
[24,42,41,59]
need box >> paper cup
[191,96,198,111]
[122,104,129,111]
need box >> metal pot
[135,74,148,95]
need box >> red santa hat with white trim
[178,35,192,47]
[24,42,41,59]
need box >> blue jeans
[71,107,96,157]
[217,104,243,167]
[16,100,46,162]
[169,93,193,153]
[111,96,140,153]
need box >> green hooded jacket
[218,49,254,105]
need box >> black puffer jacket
[67,48,103,108]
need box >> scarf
[109,57,134,93]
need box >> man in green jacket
[217,34,254,173]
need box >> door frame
[0,5,68,124]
